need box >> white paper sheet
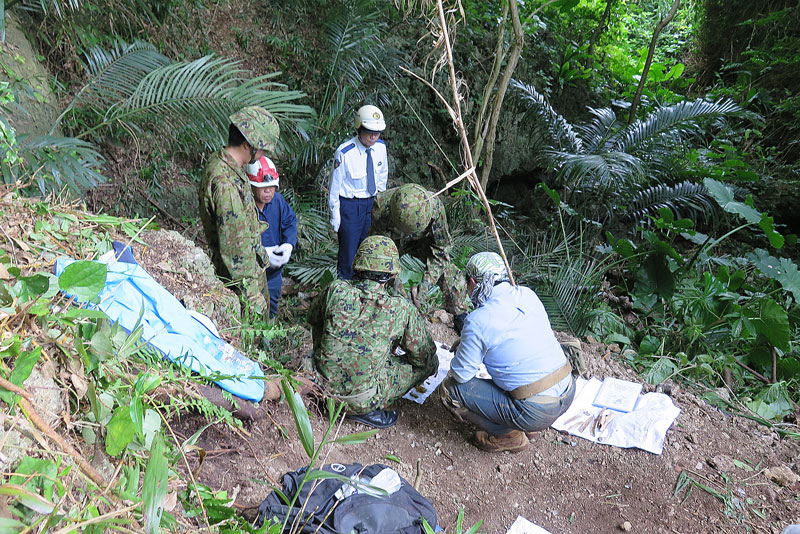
[506,516,553,534]
[551,377,681,455]
[402,342,490,404]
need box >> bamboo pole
[434,0,515,285]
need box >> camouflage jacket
[308,278,436,397]
[199,148,269,312]
[370,186,452,263]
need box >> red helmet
[245,156,280,188]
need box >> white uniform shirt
[451,282,570,397]
[329,136,389,231]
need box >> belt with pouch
[509,362,573,400]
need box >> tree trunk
[472,0,510,163]
[477,0,524,192]
[627,0,681,124]
[588,0,615,56]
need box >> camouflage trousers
[337,350,438,414]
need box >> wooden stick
[413,458,423,491]
[429,167,475,199]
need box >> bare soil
[170,322,800,534]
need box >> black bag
[255,463,437,534]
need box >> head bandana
[465,252,510,307]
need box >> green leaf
[0,516,27,532]
[759,213,784,249]
[11,274,49,302]
[746,249,800,302]
[754,299,789,352]
[384,454,402,464]
[130,398,144,440]
[10,347,42,387]
[0,484,55,514]
[639,335,661,356]
[746,382,793,420]
[703,178,760,223]
[105,406,135,456]
[9,456,58,501]
[644,357,678,385]
[282,379,314,458]
[331,429,378,445]
[61,308,109,320]
[58,261,107,302]
[142,434,168,534]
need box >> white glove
[263,245,279,268]
[271,243,293,268]
[331,217,340,233]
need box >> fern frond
[610,98,742,154]
[550,151,644,192]
[533,257,602,336]
[15,134,105,194]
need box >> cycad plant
[512,80,744,228]
[2,39,313,195]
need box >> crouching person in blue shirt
[439,252,576,453]
[246,156,298,318]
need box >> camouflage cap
[353,235,400,275]
[390,183,433,235]
[229,106,280,152]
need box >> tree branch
[628,0,681,124]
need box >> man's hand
[271,243,293,268]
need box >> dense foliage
[1,0,799,531]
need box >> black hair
[228,123,247,147]
[357,126,380,135]
[354,270,394,284]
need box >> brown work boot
[525,431,538,441]
[473,430,529,453]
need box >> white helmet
[245,156,280,188]
[355,105,386,132]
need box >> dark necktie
[366,148,376,196]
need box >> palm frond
[534,257,601,336]
[550,151,644,192]
[286,250,337,286]
[575,107,619,154]
[511,80,582,156]
[610,98,742,154]
[622,180,721,227]
[15,134,105,193]
[322,0,385,107]
[17,0,80,18]
[102,56,312,150]
[67,40,169,115]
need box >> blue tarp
[55,254,265,401]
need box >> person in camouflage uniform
[199,106,280,315]
[308,235,437,428]
[370,183,469,329]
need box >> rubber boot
[473,430,529,453]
